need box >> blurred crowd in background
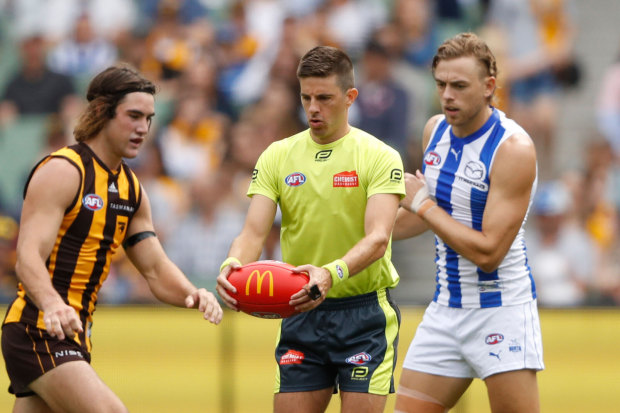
[0,0,618,308]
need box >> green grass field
[0,306,618,412]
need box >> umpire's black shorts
[274,288,400,395]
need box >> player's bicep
[365,193,400,239]
[482,134,536,248]
[126,187,156,237]
[242,194,278,240]
[124,190,163,273]
[17,159,80,261]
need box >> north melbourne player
[393,33,544,413]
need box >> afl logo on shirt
[424,151,441,166]
[83,194,104,211]
[285,172,306,187]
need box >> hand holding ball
[227,260,309,319]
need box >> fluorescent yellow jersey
[248,127,405,298]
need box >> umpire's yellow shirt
[248,127,405,298]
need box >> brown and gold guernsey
[3,143,141,351]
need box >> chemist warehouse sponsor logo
[333,171,358,187]
[279,350,305,365]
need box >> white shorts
[402,300,544,379]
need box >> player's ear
[484,76,496,100]
[345,87,358,107]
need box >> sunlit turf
[0,306,618,412]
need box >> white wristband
[409,184,430,213]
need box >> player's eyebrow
[127,108,155,118]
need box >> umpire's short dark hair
[297,46,355,91]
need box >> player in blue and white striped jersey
[393,33,544,413]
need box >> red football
[228,260,308,319]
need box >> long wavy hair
[73,64,157,142]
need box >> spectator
[139,1,207,83]
[47,13,118,79]
[596,42,620,157]
[393,0,441,69]
[0,28,80,123]
[526,180,597,307]
[486,0,574,179]
[322,0,389,58]
[5,0,136,45]
[351,39,411,167]
[164,171,246,287]
[532,0,581,90]
[157,90,230,182]
[579,138,620,304]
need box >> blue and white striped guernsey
[422,108,538,309]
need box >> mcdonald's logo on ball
[228,261,309,319]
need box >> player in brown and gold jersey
[1,65,223,413]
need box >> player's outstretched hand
[185,288,223,325]
[43,300,83,340]
[216,261,241,311]
[289,264,332,312]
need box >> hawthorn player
[217,46,405,412]
[1,65,222,413]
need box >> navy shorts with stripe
[274,289,400,395]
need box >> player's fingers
[185,294,195,308]
[44,317,63,339]
[217,274,237,294]
[292,265,312,273]
[289,292,311,307]
[307,284,322,300]
[204,299,223,325]
[68,317,83,334]
[290,286,309,301]
[293,299,319,313]
[215,285,239,310]
[197,290,213,312]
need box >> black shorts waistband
[316,289,389,311]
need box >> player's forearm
[15,255,65,311]
[146,258,198,307]
[421,206,507,272]
[341,231,390,277]
[227,232,268,264]
[393,207,429,240]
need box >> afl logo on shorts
[346,352,372,365]
[485,333,504,345]
[424,151,441,166]
[83,194,104,211]
[285,172,306,187]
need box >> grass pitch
[0,306,618,412]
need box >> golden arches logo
[245,270,274,296]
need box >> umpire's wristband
[322,259,349,287]
[220,257,241,273]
